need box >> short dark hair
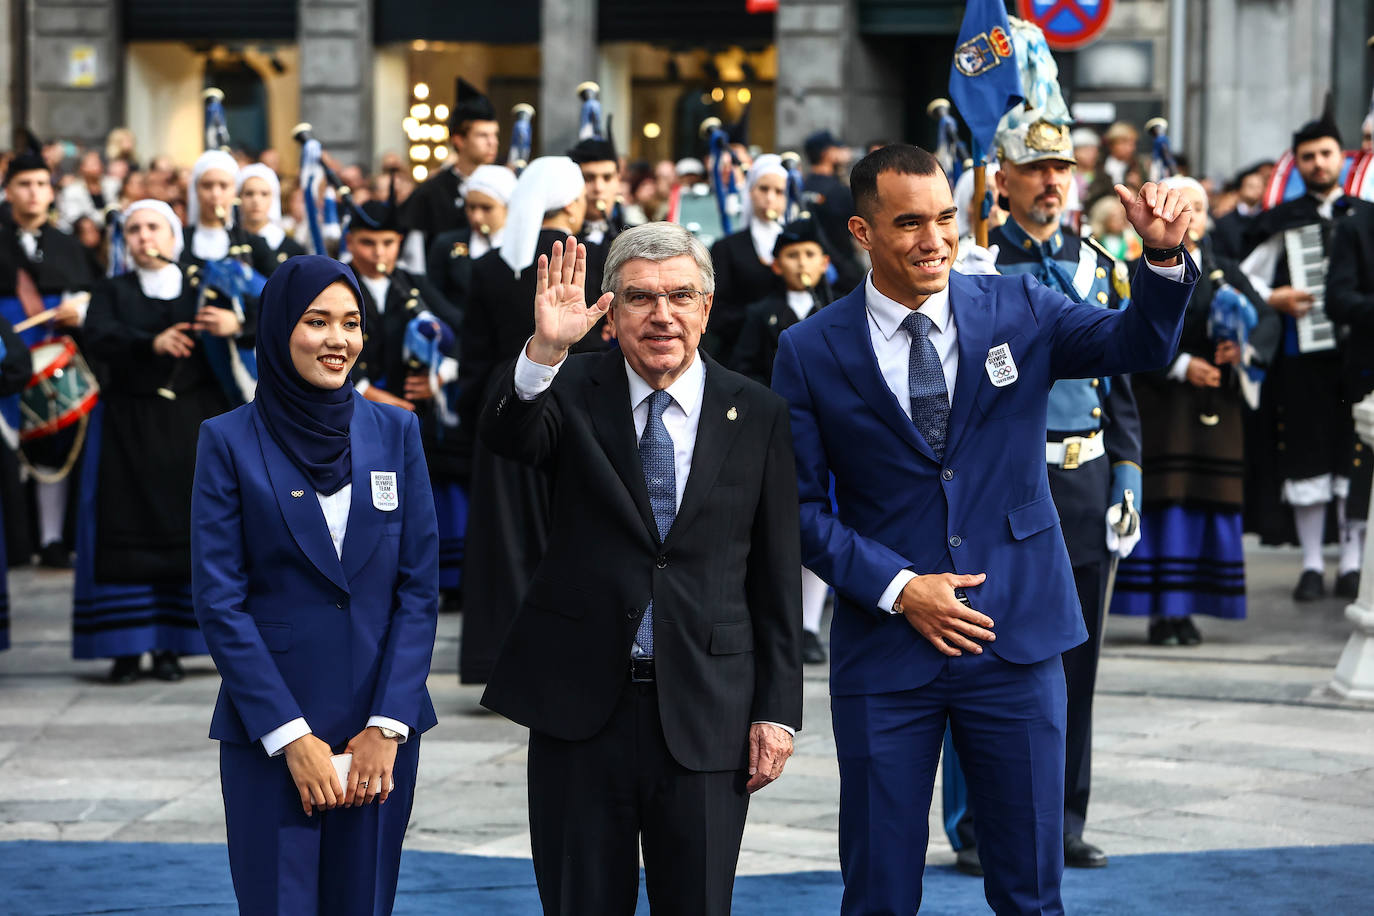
[850,144,942,220]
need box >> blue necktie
[902,311,950,459]
[637,389,676,656]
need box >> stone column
[540,0,598,157]
[1331,395,1374,701]
[775,0,901,155]
[299,0,374,170]
[25,0,121,148]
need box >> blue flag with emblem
[948,0,1023,164]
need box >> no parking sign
[1016,0,1114,50]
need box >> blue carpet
[3,840,1372,914]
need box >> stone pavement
[1,539,1372,883]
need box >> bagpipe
[1145,117,1179,183]
[1205,267,1265,418]
[779,150,806,224]
[699,116,743,236]
[293,122,348,256]
[927,98,972,188]
[403,303,460,428]
[154,87,263,405]
[577,82,603,141]
[508,103,535,175]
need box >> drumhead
[27,338,76,385]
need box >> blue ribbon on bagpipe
[703,123,740,236]
[1209,278,1265,386]
[403,311,459,428]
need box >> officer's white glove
[957,243,1000,276]
[1105,490,1141,558]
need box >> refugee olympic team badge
[954,26,1013,77]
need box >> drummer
[0,141,97,568]
[74,199,245,684]
[237,163,306,268]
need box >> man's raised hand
[526,235,614,366]
[1114,182,1191,255]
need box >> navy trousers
[833,651,1067,915]
[219,735,421,915]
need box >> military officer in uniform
[943,117,1143,875]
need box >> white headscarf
[187,149,240,228]
[466,164,518,207]
[500,156,586,278]
[123,199,184,299]
[236,163,283,224]
[1160,175,1209,212]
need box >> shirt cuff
[437,356,459,385]
[1167,353,1193,382]
[513,337,566,402]
[366,715,411,743]
[1144,260,1187,281]
[261,717,311,757]
[752,721,796,737]
[879,569,918,614]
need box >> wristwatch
[1141,242,1186,264]
[374,726,403,741]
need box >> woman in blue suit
[192,255,439,915]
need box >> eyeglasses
[616,288,706,314]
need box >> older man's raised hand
[1115,181,1192,256]
[526,235,614,367]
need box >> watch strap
[1142,242,1186,262]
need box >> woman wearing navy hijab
[192,255,439,915]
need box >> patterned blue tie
[637,389,676,656]
[902,311,950,459]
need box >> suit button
[626,607,640,620]
[656,555,667,569]
[335,601,345,609]
[949,535,962,548]
[942,468,954,481]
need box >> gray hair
[601,222,715,295]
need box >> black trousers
[526,681,750,916]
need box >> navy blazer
[772,265,1196,697]
[191,395,440,748]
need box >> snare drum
[20,337,100,442]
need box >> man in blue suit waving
[771,144,1196,914]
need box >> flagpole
[971,140,989,248]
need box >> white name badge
[371,471,399,511]
[985,343,1019,388]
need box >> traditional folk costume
[706,154,788,360]
[457,157,608,683]
[1112,226,1279,624]
[1239,112,1374,600]
[73,200,251,680]
[237,163,306,268]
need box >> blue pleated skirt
[71,405,206,659]
[1110,505,1247,619]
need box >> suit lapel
[252,409,350,593]
[944,273,993,460]
[340,397,389,580]
[823,290,935,463]
[667,355,746,543]
[585,352,659,539]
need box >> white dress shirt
[259,483,411,757]
[512,342,793,735]
[359,274,390,313]
[866,257,1188,614]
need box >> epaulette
[1083,235,1131,302]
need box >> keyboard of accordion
[1285,224,1336,353]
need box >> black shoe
[150,651,184,682]
[38,541,71,569]
[801,630,827,664]
[1293,569,1326,602]
[108,655,141,684]
[954,844,983,877]
[1336,571,1361,599]
[1064,833,1108,868]
[1148,617,1179,646]
[1173,616,1202,646]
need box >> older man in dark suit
[479,223,804,915]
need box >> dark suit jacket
[707,230,781,359]
[478,349,803,772]
[728,291,818,385]
[426,227,477,317]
